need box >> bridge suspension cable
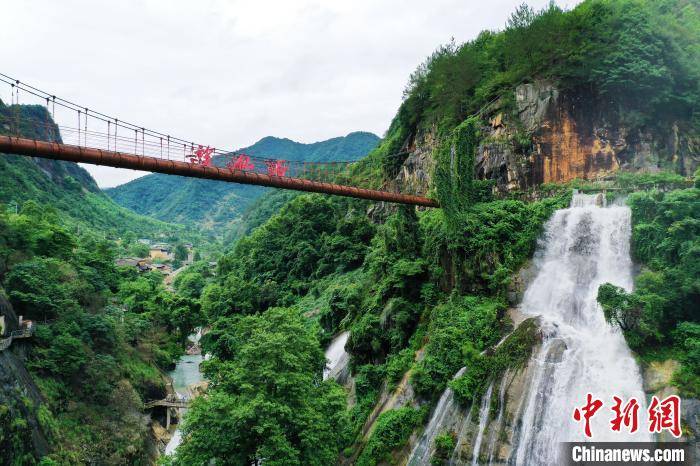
[0,73,437,207]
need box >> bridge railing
[0,338,11,352]
[0,73,441,206]
[10,328,34,339]
[0,74,387,188]
[0,327,34,352]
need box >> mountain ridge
[106,131,380,231]
[0,102,177,237]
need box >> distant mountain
[0,102,175,237]
[106,132,380,231]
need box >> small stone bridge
[144,394,191,429]
[144,396,191,410]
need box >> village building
[115,257,153,272]
[149,243,172,260]
[152,263,173,274]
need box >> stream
[164,335,205,456]
[163,329,350,456]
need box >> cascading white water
[513,193,651,464]
[470,383,494,466]
[486,369,509,465]
[323,331,350,381]
[407,367,468,465]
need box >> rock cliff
[0,292,51,460]
[392,81,698,196]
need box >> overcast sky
[3,0,578,187]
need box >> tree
[597,283,642,332]
[174,243,189,262]
[128,242,149,258]
[5,257,80,321]
[173,271,206,299]
[174,307,347,465]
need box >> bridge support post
[166,408,171,430]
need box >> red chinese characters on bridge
[264,159,289,177]
[225,154,290,177]
[187,147,292,178]
[189,145,214,167]
[572,394,681,438]
[228,154,254,171]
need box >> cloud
[2,0,578,188]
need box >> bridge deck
[0,328,34,352]
[144,399,190,409]
[0,136,439,208]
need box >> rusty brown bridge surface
[0,135,438,208]
[0,74,438,207]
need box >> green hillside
[0,104,203,462]
[0,101,179,238]
[106,132,380,231]
[171,1,700,463]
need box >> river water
[164,354,204,455]
[164,330,351,456]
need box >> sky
[2,0,579,188]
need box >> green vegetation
[411,296,504,399]
[0,201,204,463]
[0,103,181,240]
[210,195,374,314]
[431,431,456,465]
[4,0,693,463]
[356,407,424,466]
[433,117,483,217]
[172,261,213,300]
[450,318,539,406]
[420,195,568,295]
[396,0,699,137]
[173,307,347,465]
[176,161,563,461]
[598,171,700,397]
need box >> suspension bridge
[0,74,438,208]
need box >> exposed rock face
[641,359,699,455]
[482,81,698,192]
[394,128,438,196]
[0,350,51,459]
[0,293,50,461]
[389,80,698,198]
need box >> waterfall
[323,331,350,381]
[512,193,651,464]
[486,370,509,465]
[470,383,494,466]
[407,367,467,465]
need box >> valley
[1,0,699,465]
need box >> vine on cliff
[433,117,481,219]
